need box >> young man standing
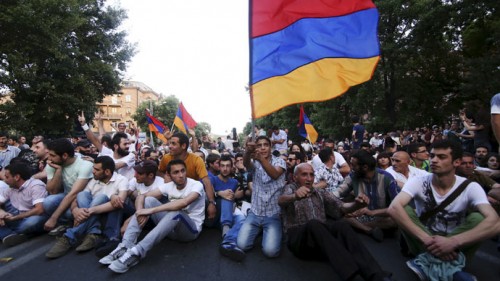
[102,159,205,273]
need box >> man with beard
[79,114,134,180]
[46,156,128,258]
[388,140,499,280]
[32,139,50,182]
[285,152,303,184]
[335,150,399,242]
[279,163,393,281]
[42,138,93,235]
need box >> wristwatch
[208,200,217,206]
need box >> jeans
[64,191,109,245]
[102,198,135,241]
[122,196,199,258]
[42,193,73,222]
[219,198,234,227]
[222,214,245,245]
[0,201,48,239]
[237,211,282,258]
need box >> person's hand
[188,128,196,137]
[207,203,216,220]
[44,217,58,231]
[72,207,90,224]
[78,111,86,126]
[110,195,124,209]
[47,160,62,170]
[295,186,311,200]
[136,214,150,228]
[246,142,256,154]
[425,236,459,261]
[2,213,17,222]
[218,189,234,201]
[353,194,369,208]
[162,128,173,140]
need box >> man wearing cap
[95,160,164,257]
[46,156,128,258]
[103,159,205,273]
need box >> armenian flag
[173,102,197,134]
[145,109,168,143]
[298,105,318,144]
[250,0,380,118]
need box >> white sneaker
[108,248,140,273]
[98,243,128,265]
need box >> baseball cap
[133,160,158,174]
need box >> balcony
[97,101,122,106]
[100,114,122,120]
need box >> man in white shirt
[46,156,128,258]
[311,139,350,177]
[386,151,429,188]
[388,140,499,280]
[271,126,288,154]
[102,159,205,273]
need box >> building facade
[94,81,160,133]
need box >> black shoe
[219,243,245,262]
[95,240,120,258]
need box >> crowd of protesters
[1,96,500,281]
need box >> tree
[132,95,180,133]
[0,0,135,136]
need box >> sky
[111,0,251,135]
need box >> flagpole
[148,101,155,149]
[249,0,256,141]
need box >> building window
[125,95,131,102]
[111,108,117,113]
[111,96,118,104]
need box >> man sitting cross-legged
[46,156,128,258]
[279,163,393,281]
[101,159,205,273]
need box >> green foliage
[0,0,135,137]
[255,0,498,142]
[132,95,179,132]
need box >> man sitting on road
[279,163,393,281]
[388,140,499,281]
[335,150,399,242]
[42,138,93,235]
[46,156,128,258]
[0,161,48,247]
[101,159,205,273]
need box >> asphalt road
[1,227,499,281]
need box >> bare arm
[387,192,433,245]
[492,114,500,151]
[4,202,44,221]
[88,190,129,214]
[136,192,200,216]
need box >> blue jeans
[237,211,282,258]
[102,198,135,241]
[222,213,245,245]
[64,191,109,245]
[42,193,73,222]
[122,197,199,258]
[0,201,48,239]
[219,198,234,227]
